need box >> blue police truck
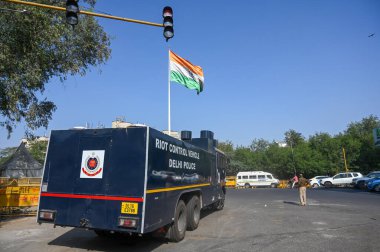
[37,126,227,242]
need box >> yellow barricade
[277,180,311,189]
[277,180,290,189]
[225,176,236,188]
[0,178,41,208]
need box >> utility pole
[342,147,348,172]
[290,140,296,175]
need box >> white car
[309,176,329,188]
[320,172,363,188]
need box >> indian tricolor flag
[169,50,204,94]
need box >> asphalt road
[1,188,379,252]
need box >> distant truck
[37,126,227,242]
[236,171,279,188]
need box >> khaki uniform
[298,177,309,206]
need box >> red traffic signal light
[162,6,174,41]
[66,0,79,26]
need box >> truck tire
[168,200,187,242]
[186,195,201,231]
[244,183,250,189]
[270,183,277,188]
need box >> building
[21,136,49,148]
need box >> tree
[0,146,17,166]
[308,132,343,175]
[284,129,305,148]
[29,140,48,164]
[0,0,111,137]
[343,115,380,174]
[217,141,247,175]
[217,140,234,154]
[249,138,269,152]
[345,115,380,140]
[217,116,380,178]
[265,143,293,178]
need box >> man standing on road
[298,174,309,206]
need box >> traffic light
[162,6,174,41]
[66,0,79,26]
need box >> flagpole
[168,49,171,135]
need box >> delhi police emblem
[80,150,105,179]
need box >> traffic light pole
[1,0,163,27]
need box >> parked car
[352,171,380,189]
[366,178,380,192]
[309,176,329,188]
[320,172,363,188]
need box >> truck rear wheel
[244,183,250,189]
[186,195,201,231]
[168,200,187,242]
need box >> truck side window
[266,175,272,179]
[238,176,241,179]
[249,175,257,179]
[242,176,248,179]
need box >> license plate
[121,202,138,214]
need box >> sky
[1,0,380,148]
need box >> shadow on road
[200,208,217,219]
[283,201,300,206]
[47,208,219,251]
[48,228,166,252]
